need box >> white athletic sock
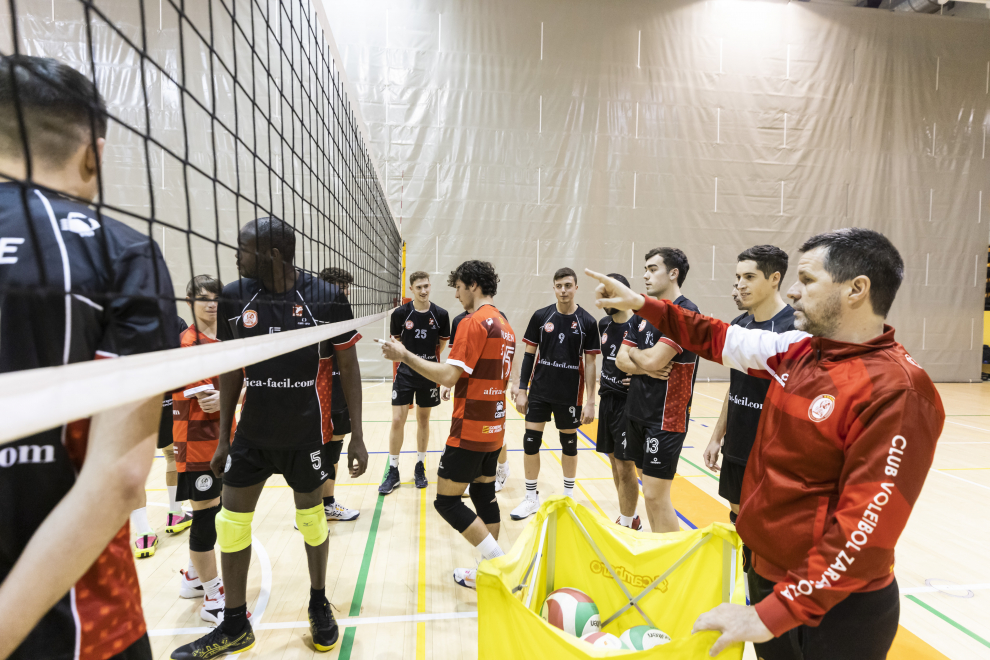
[416,451,427,464]
[476,534,505,561]
[496,461,507,475]
[130,508,153,536]
[389,454,399,468]
[186,559,198,579]
[563,478,575,498]
[619,515,634,528]
[167,486,182,514]
[202,576,223,601]
[525,480,538,502]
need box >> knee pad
[559,432,578,457]
[469,481,500,526]
[434,494,478,533]
[296,503,329,547]
[215,508,253,553]
[523,430,544,456]
[163,443,176,473]
[189,504,220,552]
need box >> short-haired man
[313,267,362,522]
[511,267,600,521]
[587,228,945,660]
[380,260,516,590]
[380,270,451,494]
[595,274,642,530]
[172,217,368,658]
[0,55,179,660]
[615,248,699,533]
[172,275,231,622]
[704,246,794,538]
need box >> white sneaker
[200,586,225,624]
[510,495,540,521]
[178,568,203,599]
[494,464,510,492]
[326,501,359,522]
[453,567,477,590]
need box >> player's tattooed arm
[335,344,368,478]
[211,368,244,478]
[615,342,646,375]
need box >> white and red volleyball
[581,631,623,649]
[540,588,601,637]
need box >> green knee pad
[296,503,329,546]
[215,508,254,553]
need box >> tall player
[510,267,600,521]
[172,275,231,623]
[615,248,699,533]
[0,55,179,660]
[380,271,450,494]
[704,246,794,536]
[595,273,643,530]
[314,266,362,521]
[380,260,515,590]
[171,217,368,659]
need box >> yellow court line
[416,486,427,660]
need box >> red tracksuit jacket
[636,297,944,636]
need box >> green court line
[905,595,990,649]
[678,456,721,482]
[337,463,389,660]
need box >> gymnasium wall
[325,0,990,382]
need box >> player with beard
[615,248,699,533]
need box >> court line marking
[416,487,428,660]
[946,420,990,433]
[938,442,990,445]
[905,595,990,649]
[928,468,990,491]
[695,391,724,403]
[149,611,479,637]
[900,583,990,595]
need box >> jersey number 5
[310,450,322,470]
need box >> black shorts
[596,394,627,454]
[176,469,223,502]
[330,409,351,437]
[326,439,344,466]
[157,394,175,448]
[622,419,686,480]
[437,444,500,484]
[718,460,746,505]
[392,371,440,408]
[223,440,333,492]
[525,396,581,429]
[749,572,899,660]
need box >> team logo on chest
[904,353,921,368]
[243,310,259,328]
[571,321,578,330]
[292,304,303,317]
[429,318,435,327]
[602,333,607,343]
[808,394,836,422]
[638,320,647,332]
[405,320,414,330]
[544,322,554,332]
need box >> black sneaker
[309,601,339,652]
[170,624,255,659]
[414,461,428,489]
[378,465,400,495]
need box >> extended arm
[381,338,464,388]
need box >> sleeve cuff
[755,592,803,637]
[332,333,361,351]
[621,339,636,347]
[658,337,683,354]
[446,358,473,375]
[522,338,538,346]
[439,335,450,340]
[585,349,601,355]
[638,296,666,328]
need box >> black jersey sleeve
[328,287,358,348]
[389,302,405,339]
[449,313,463,348]
[96,239,180,356]
[216,290,237,342]
[522,310,543,347]
[438,306,451,340]
[582,311,602,355]
[622,316,639,347]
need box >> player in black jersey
[380,271,450,494]
[0,55,179,660]
[704,246,794,534]
[171,218,368,659]
[510,268,600,521]
[616,248,700,533]
[595,274,645,531]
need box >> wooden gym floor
[137,380,990,659]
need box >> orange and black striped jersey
[445,304,515,453]
[172,326,234,472]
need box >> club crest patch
[243,310,258,328]
[544,322,554,332]
[808,394,836,422]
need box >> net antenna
[0,0,401,444]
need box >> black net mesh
[0,0,400,323]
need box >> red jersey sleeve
[446,317,485,375]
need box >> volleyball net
[0,0,402,443]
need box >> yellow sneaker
[133,533,158,559]
[165,511,192,534]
